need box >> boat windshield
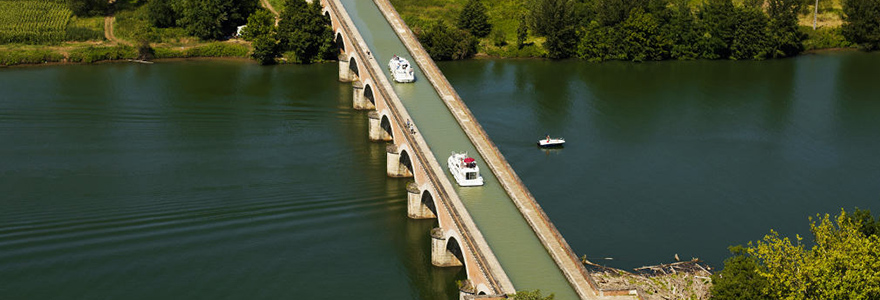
[466,172,477,180]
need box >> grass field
[390,0,542,57]
[267,0,284,13]
[391,0,524,40]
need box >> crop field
[0,0,73,44]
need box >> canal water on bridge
[439,52,880,270]
[0,62,462,300]
[340,1,581,298]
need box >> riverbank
[391,0,861,61]
[0,41,253,67]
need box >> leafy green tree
[242,9,275,41]
[147,0,178,28]
[457,0,492,38]
[698,0,738,59]
[516,14,529,49]
[590,0,650,26]
[491,29,507,46]
[730,6,770,60]
[277,0,334,63]
[177,0,258,40]
[252,34,279,65]
[713,209,880,300]
[66,0,108,17]
[417,21,478,60]
[766,0,806,58]
[577,21,620,61]
[842,0,880,50]
[710,246,774,300]
[527,0,579,59]
[619,8,670,61]
[668,0,702,59]
[845,208,879,237]
[240,9,278,65]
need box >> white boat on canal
[388,55,415,83]
[447,152,483,187]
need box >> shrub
[68,45,138,63]
[0,49,65,66]
[153,42,251,59]
[417,21,478,60]
[802,26,853,50]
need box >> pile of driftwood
[583,257,714,300]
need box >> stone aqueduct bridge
[317,0,636,299]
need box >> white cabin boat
[447,152,484,187]
[388,55,415,83]
[538,136,565,147]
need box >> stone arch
[379,114,393,140]
[446,235,466,269]
[348,56,359,78]
[335,31,346,53]
[363,83,376,106]
[348,55,361,78]
[420,190,438,219]
[476,284,491,296]
[399,149,414,176]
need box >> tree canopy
[457,0,492,38]
[147,0,178,28]
[66,0,108,17]
[527,0,579,59]
[711,209,880,300]
[842,0,880,51]
[277,0,335,63]
[176,0,258,40]
[417,21,478,61]
[243,10,279,65]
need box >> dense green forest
[393,0,880,61]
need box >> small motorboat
[447,152,484,187]
[538,135,565,147]
[388,55,415,83]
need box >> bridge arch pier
[386,144,414,178]
[338,53,355,82]
[407,184,437,219]
[367,112,393,141]
[352,81,377,110]
[431,228,464,267]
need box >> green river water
[1,39,878,300]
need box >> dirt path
[259,0,281,25]
[104,16,118,43]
